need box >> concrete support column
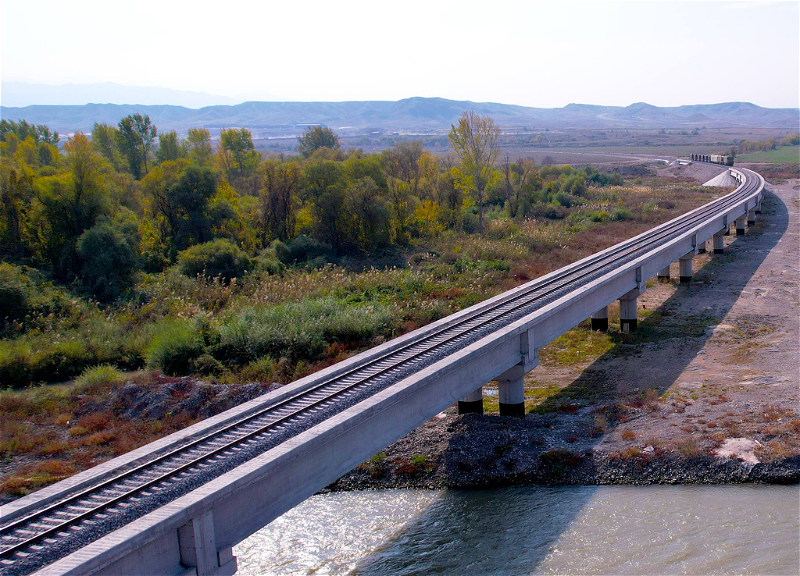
[679,254,693,283]
[713,231,725,254]
[619,293,638,333]
[698,239,707,254]
[755,200,762,214]
[497,365,525,418]
[747,208,756,226]
[178,511,237,576]
[458,387,483,414]
[590,305,609,332]
[657,265,671,283]
[735,215,746,236]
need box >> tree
[91,123,122,171]
[166,166,218,254]
[302,161,346,251]
[297,126,340,158]
[157,130,184,163]
[36,133,111,277]
[0,119,59,146]
[218,128,259,193]
[187,128,213,166]
[260,159,301,243]
[77,218,139,302]
[448,111,500,234]
[116,113,157,179]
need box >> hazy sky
[2,0,798,108]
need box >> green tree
[36,133,111,277]
[116,113,157,179]
[0,119,59,146]
[218,127,259,194]
[157,130,184,163]
[260,159,301,243]
[302,161,346,251]
[166,166,218,254]
[297,126,340,158]
[91,123,122,171]
[77,217,140,302]
[448,111,500,234]
[187,128,213,166]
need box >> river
[234,485,799,575]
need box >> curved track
[0,165,764,575]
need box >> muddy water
[234,485,799,575]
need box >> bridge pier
[747,207,756,226]
[496,364,525,418]
[590,306,609,331]
[178,511,237,576]
[735,215,746,236]
[679,252,694,283]
[657,265,671,283]
[713,230,725,254]
[756,200,762,214]
[619,291,638,333]
[698,239,707,254]
[458,387,484,414]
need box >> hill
[1,97,797,137]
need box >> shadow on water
[350,190,789,576]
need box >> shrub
[214,298,393,365]
[0,263,36,326]
[178,239,252,282]
[77,222,139,302]
[273,235,333,266]
[74,364,125,394]
[147,320,205,376]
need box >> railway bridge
[0,165,765,576]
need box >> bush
[77,222,139,302]
[178,239,252,282]
[74,364,125,394]
[0,264,36,325]
[273,236,333,266]
[147,320,206,376]
[214,298,393,365]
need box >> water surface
[234,485,799,575]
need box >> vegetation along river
[233,485,799,575]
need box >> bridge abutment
[458,387,484,414]
[590,306,609,331]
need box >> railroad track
[0,166,763,575]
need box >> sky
[1,0,799,108]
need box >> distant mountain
[1,97,797,137]
[0,81,239,108]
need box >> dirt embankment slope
[330,177,800,490]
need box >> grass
[736,146,800,163]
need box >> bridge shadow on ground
[350,190,788,576]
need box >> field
[737,146,800,163]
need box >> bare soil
[330,177,800,489]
